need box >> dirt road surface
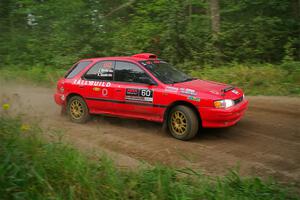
[1,83,299,185]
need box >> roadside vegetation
[1,61,299,96]
[189,61,300,96]
[0,115,299,200]
[0,1,299,199]
[1,0,300,96]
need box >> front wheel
[67,96,90,123]
[168,105,199,140]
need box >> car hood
[171,79,243,100]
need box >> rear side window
[65,61,91,79]
[84,61,114,81]
[114,61,149,83]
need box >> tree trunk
[294,0,300,59]
[189,2,192,22]
[209,0,221,63]
[209,0,220,38]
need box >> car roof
[79,53,158,63]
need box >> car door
[111,61,160,120]
[82,60,115,114]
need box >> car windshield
[140,60,195,84]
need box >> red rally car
[54,53,248,140]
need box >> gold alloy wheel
[70,99,84,119]
[171,111,187,135]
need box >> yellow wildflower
[20,124,30,132]
[2,103,10,110]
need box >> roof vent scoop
[131,53,157,59]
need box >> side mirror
[138,76,156,85]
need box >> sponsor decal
[187,96,200,102]
[93,87,101,92]
[73,79,111,87]
[126,88,139,96]
[125,88,153,103]
[180,88,197,96]
[231,89,240,95]
[102,61,113,69]
[102,88,108,96]
[97,68,113,77]
[92,87,108,96]
[165,86,179,93]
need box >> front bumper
[199,99,249,128]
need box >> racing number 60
[140,89,152,97]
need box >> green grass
[188,62,300,96]
[0,61,299,95]
[0,65,66,86]
[0,115,299,200]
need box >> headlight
[214,99,234,109]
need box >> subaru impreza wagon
[54,53,248,140]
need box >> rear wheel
[168,105,199,140]
[67,96,90,123]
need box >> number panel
[125,88,153,103]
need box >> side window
[114,61,151,84]
[84,61,114,81]
[65,61,91,79]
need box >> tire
[67,96,90,123]
[168,105,199,140]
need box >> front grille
[233,96,243,105]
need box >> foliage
[0,0,299,96]
[0,115,299,200]
[189,62,300,95]
[1,62,299,95]
[0,0,299,68]
[0,65,65,86]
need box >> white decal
[141,89,151,97]
[73,79,111,87]
[125,88,153,103]
[97,68,113,77]
[231,90,240,95]
[165,86,178,93]
[102,88,108,96]
[180,88,197,96]
[94,82,99,86]
[98,73,113,77]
